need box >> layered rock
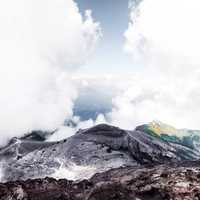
[1,162,200,200]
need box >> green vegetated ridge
[137,121,200,150]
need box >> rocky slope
[1,123,200,182]
[1,161,200,200]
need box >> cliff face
[1,162,200,200]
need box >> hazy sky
[75,0,134,74]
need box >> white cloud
[47,113,107,142]
[47,126,76,142]
[0,0,101,145]
[125,0,200,64]
[110,0,200,130]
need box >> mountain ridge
[1,122,200,182]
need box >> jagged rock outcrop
[1,162,200,200]
[1,123,200,182]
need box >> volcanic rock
[1,123,200,182]
[1,162,200,200]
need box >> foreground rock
[1,123,200,182]
[1,161,200,200]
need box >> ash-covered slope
[1,123,200,182]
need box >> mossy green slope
[136,121,200,150]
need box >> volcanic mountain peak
[1,122,200,199]
[1,122,200,182]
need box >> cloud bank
[110,0,200,130]
[0,0,101,145]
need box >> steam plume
[0,0,101,145]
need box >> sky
[75,0,134,74]
[1,0,200,145]
[74,0,200,131]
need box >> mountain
[1,122,200,182]
[136,121,200,150]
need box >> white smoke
[0,0,101,146]
[0,165,3,182]
[110,0,200,130]
[48,113,107,141]
[52,161,97,181]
